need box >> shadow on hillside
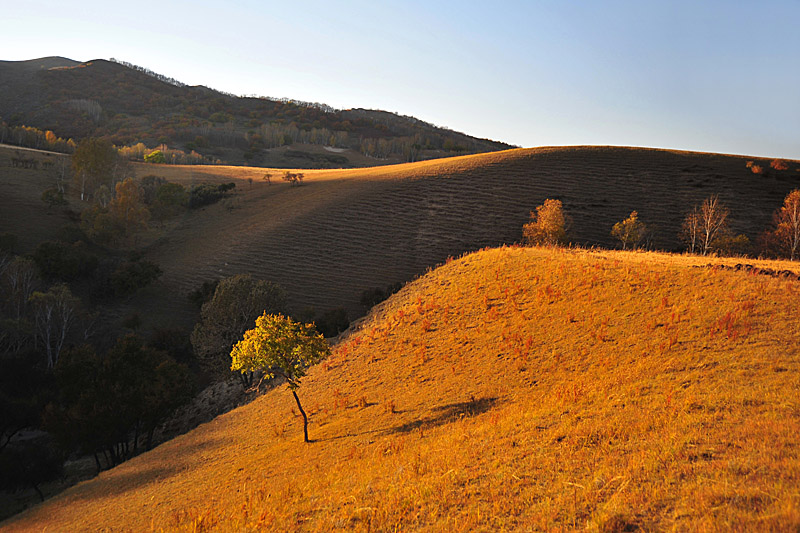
[70,436,223,501]
[389,397,498,435]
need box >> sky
[5,0,800,159]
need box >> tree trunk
[291,389,310,443]
[32,483,44,502]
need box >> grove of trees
[523,191,799,261]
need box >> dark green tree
[191,274,286,385]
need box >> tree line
[523,190,800,260]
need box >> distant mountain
[0,57,512,167]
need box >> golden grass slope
[5,246,799,531]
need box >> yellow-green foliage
[230,313,329,390]
[4,247,800,532]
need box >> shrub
[187,183,236,209]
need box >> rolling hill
[0,57,511,167]
[1,144,799,333]
[3,245,799,531]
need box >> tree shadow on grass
[69,435,224,501]
[388,396,498,435]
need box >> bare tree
[3,257,38,320]
[699,195,730,255]
[682,195,730,255]
[680,207,701,254]
[30,284,79,369]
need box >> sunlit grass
[4,246,800,531]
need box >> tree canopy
[71,138,127,201]
[191,274,287,382]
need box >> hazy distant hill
[0,57,511,167]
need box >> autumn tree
[41,188,67,209]
[230,313,330,442]
[190,274,287,384]
[761,189,800,260]
[143,150,166,164]
[611,211,648,250]
[770,159,789,172]
[81,178,150,244]
[523,199,571,246]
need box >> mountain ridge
[0,57,512,168]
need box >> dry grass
[5,246,799,531]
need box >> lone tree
[611,211,648,250]
[523,199,571,246]
[230,313,330,443]
[761,189,800,260]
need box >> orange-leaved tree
[230,313,330,442]
[523,199,571,246]
[761,189,800,260]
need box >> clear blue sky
[6,1,800,158]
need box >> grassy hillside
[4,245,799,531]
[2,144,799,333]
